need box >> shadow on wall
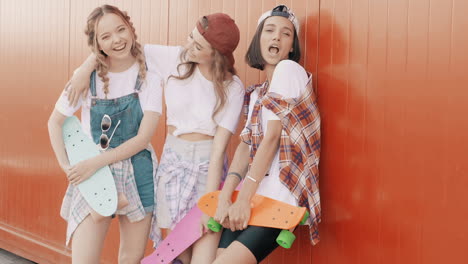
[307,9,373,263]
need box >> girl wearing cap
[48,5,162,263]
[212,5,321,264]
[67,13,244,264]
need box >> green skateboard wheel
[300,210,310,225]
[276,229,296,249]
[207,217,222,232]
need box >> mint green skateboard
[62,116,118,217]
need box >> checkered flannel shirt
[240,76,321,245]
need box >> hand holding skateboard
[198,190,310,248]
[62,116,118,218]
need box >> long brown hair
[85,5,146,97]
[170,17,237,119]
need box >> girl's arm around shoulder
[141,72,164,115]
[143,44,184,79]
[57,85,83,115]
[67,54,97,107]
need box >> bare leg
[216,248,225,258]
[89,209,109,223]
[212,241,257,264]
[118,213,152,264]
[190,231,222,264]
[71,215,112,264]
[117,193,130,209]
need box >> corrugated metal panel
[0,0,71,263]
[316,0,468,264]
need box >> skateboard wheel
[207,217,222,232]
[276,230,296,249]
[300,210,310,225]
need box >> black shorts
[218,226,282,263]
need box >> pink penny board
[141,206,203,264]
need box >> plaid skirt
[60,146,158,245]
[149,134,212,245]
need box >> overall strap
[135,75,143,92]
[134,62,149,92]
[90,71,97,97]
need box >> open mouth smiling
[113,43,126,51]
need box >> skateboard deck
[198,190,307,230]
[141,206,203,264]
[62,116,118,217]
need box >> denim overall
[89,71,154,212]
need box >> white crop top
[144,44,245,136]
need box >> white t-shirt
[55,63,163,138]
[246,60,310,206]
[144,44,245,136]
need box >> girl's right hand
[67,69,90,107]
[214,195,232,229]
[67,158,100,185]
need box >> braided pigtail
[95,52,110,97]
[123,11,146,84]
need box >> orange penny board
[197,191,306,230]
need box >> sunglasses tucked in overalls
[89,71,155,213]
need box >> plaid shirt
[149,145,210,246]
[240,76,321,245]
[60,147,152,245]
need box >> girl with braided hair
[48,5,162,263]
[67,11,245,264]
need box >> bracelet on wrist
[245,175,258,183]
[227,172,243,181]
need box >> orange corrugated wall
[1,0,467,263]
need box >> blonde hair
[171,17,237,119]
[85,5,146,97]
